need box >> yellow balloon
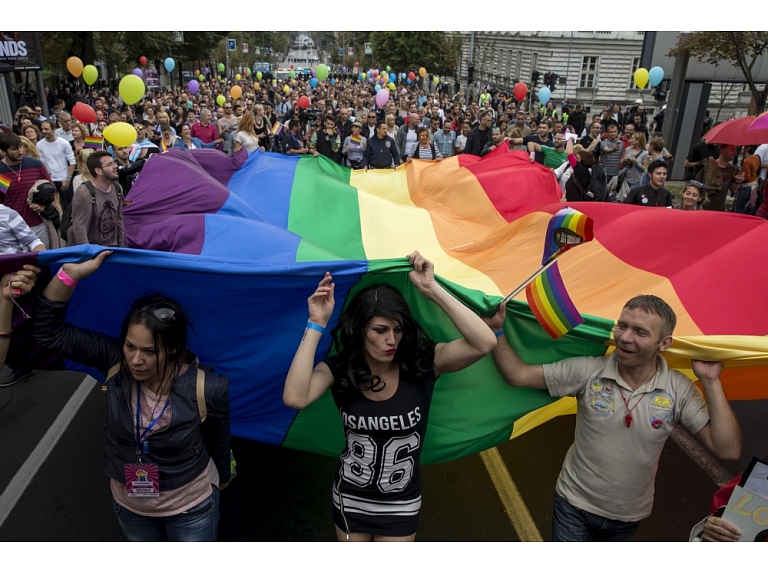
[195,69,200,75]
[119,74,145,105]
[283,85,290,93]
[82,64,98,86]
[217,95,226,106]
[418,67,426,78]
[253,82,260,90]
[256,71,263,80]
[236,74,241,81]
[66,56,83,77]
[231,85,242,100]
[102,122,137,147]
[634,67,649,89]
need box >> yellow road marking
[479,447,543,542]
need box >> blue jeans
[113,485,220,541]
[551,493,640,542]
[733,185,762,215]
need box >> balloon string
[7,278,31,319]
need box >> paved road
[0,368,762,542]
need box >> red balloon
[297,95,311,109]
[72,102,97,124]
[354,61,359,67]
[139,55,147,66]
[290,64,294,69]
[408,71,416,81]
[513,82,528,102]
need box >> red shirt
[0,157,51,227]
[190,121,218,144]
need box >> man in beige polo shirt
[485,295,742,541]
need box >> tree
[669,32,768,113]
[370,32,462,76]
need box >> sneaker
[0,368,33,388]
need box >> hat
[352,121,362,128]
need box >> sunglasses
[688,180,705,189]
[140,303,176,323]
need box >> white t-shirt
[455,134,467,152]
[235,131,261,153]
[36,137,75,181]
[755,143,768,181]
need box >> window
[629,57,640,89]
[515,50,522,81]
[580,56,598,88]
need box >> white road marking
[0,375,94,528]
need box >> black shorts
[332,483,420,538]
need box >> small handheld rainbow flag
[270,122,284,137]
[350,134,362,144]
[0,173,11,194]
[83,136,104,150]
[525,262,584,339]
[541,206,594,264]
[161,139,170,152]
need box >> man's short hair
[646,159,667,176]
[288,119,300,131]
[605,120,619,130]
[87,150,112,178]
[623,295,676,339]
[0,132,21,152]
[40,119,55,131]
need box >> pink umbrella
[746,110,768,132]
[703,115,768,145]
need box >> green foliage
[370,32,462,76]
[670,32,768,112]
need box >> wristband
[65,176,72,180]
[57,267,79,288]
[306,321,325,334]
[0,330,13,339]
[494,328,505,338]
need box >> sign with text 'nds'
[0,32,44,73]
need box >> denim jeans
[551,493,640,542]
[113,485,220,541]
[733,185,761,215]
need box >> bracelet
[0,329,13,339]
[65,176,72,180]
[306,321,325,334]
[56,267,79,288]
[494,328,505,338]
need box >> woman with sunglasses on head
[677,181,708,211]
[284,251,496,541]
[34,252,232,541]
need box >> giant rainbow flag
[4,146,768,464]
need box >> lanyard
[135,383,170,453]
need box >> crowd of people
[0,70,763,543]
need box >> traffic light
[549,72,558,91]
[531,69,541,86]
[467,64,475,83]
[542,72,551,86]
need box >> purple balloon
[311,69,316,78]
[342,66,347,72]
[188,79,200,95]
[133,68,143,78]
[204,67,209,74]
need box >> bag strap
[83,181,97,203]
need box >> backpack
[60,180,123,240]
[567,163,608,201]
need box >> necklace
[3,160,22,182]
[617,386,646,428]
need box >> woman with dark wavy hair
[284,251,496,541]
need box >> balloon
[375,88,389,108]
[388,82,395,91]
[217,76,222,82]
[386,66,391,72]
[164,57,175,73]
[230,85,242,100]
[290,64,294,69]
[257,71,262,80]
[195,69,200,76]
[538,86,551,106]
[360,73,365,81]
[236,74,241,81]
[407,78,412,85]
[188,80,200,95]
[297,95,310,109]
[401,88,407,94]
[331,78,336,85]
[216,95,226,106]
[283,85,290,93]
[374,84,381,92]
[102,122,137,147]
[634,67,649,89]
[253,82,260,90]
[513,82,528,102]
[289,70,295,79]
[72,102,96,124]
[139,56,148,66]
[311,69,316,78]
[408,71,416,81]
[82,64,98,85]
[199,74,205,82]
[132,67,143,78]
[66,56,83,77]
[433,76,439,85]
[378,78,385,85]
[316,63,329,82]
[342,66,347,73]
[204,67,210,74]
[119,74,145,105]
[354,61,359,67]
[310,78,318,88]
[649,66,664,88]
[418,67,426,78]
[218,63,225,72]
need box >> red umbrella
[703,115,768,145]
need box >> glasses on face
[100,161,116,169]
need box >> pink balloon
[375,88,390,108]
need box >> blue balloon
[331,78,336,85]
[164,57,175,73]
[407,78,412,85]
[374,84,381,92]
[538,86,551,106]
[310,78,318,88]
[649,66,664,88]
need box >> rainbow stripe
[0,173,11,194]
[83,136,103,150]
[350,134,362,144]
[541,206,594,264]
[525,262,584,339]
[270,122,283,136]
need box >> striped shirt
[0,157,51,227]
[0,204,43,254]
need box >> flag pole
[499,256,559,306]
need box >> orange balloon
[418,67,427,78]
[67,56,84,78]
[230,85,242,100]
[253,82,260,90]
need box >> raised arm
[283,272,336,410]
[483,304,546,389]
[691,361,742,461]
[407,251,496,376]
[0,265,40,367]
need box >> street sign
[242,43,249,54]
[348,46,354,56]
[172,31,184,43]
[364,43,372,55]
[338,49,344,56]
[227,39,236,52]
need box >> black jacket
[34,294,232,490]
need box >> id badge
[124,463,160,497]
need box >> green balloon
[218,63,225,72]
[289,70,295,78]
[386,66,391,72]
[388,82,395,90]
[199,74,205,82]
[216,95,226,106]
[316,63,329,82]
[82,64,98,86]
